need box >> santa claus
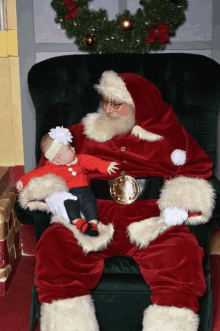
[20,71,215,331]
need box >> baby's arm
[16,180,23,191]
[15,165,50,190]
[107,162,119,175]
[79,155,119,175]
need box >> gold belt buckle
[110,171,140,205]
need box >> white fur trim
[23,201,50,213]
[127,216,169,249]
[186,215,208,225]
[94,70,134,107]
[18,174,69,211]
[82,113,163,143]
[171,149,186,166]
[82,107,135,142]
[40,295,99,331]
[158,176,216,225]
[51,215,114,254]
[82,111,112,142]
[142,304,199,331]
[131,125,164,142]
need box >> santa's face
[52,143,76,165]
[102,97,130,118]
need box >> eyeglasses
[102,97,125,109]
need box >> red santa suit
[21,71,215,331]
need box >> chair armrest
[14,200,51,242]
[14,173,220,242]
[210,174,220,227]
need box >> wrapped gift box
[0,185,21,296]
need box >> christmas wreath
[51,0,188,53]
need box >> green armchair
[15,53,220,331]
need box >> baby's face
[53,143,76,165]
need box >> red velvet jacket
[68,123,212,183]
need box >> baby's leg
[79,187,99,236]
[63,199,81,223]
[63,199,94,235]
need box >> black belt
[90,175,164,203]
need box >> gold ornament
[120,17,133,31]
[110,172,140,205]
[83,34,96,48]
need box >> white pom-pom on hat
[171,149,186,166]
[49,126,73,145]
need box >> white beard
[82,105,136,142]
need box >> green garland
[51,0,188,53]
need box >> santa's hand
[16,180,23,191]
[163,207,188,226]
[45,192,77,223]
[107,162,119,175]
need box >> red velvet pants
[35,221,206,313]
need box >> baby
[16,126,119,236]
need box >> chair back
[28,53,220,169]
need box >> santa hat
[94,71,134,107]
[95,70,185,148]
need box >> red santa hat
[95,70,186,148]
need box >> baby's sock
[73,219,98,237]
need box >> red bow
[145,23,170,45]
[64,0,78,20]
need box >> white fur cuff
[158,176,216,225]
[127,216,169,249]
[41,295,99,331]
[18,174,69,211]
[51,216,114,254]
[142,304,199,331]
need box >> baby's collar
[66,156,78,166]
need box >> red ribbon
[145,23,170,45]
[64,0,78,20]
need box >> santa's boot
[142,304,199,331]
[40,295,99,331]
